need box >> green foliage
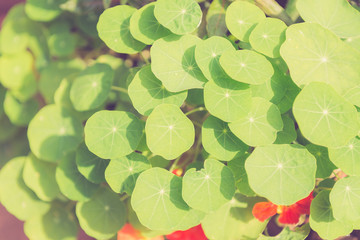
[1,0,360,239]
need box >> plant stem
[111,86,128,94]
[254,0,293,25]
[140,51,150,65]
[185,107,206,116]
[169,155,182,172]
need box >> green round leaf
[228,153,256,197]
[293,82,359,148]
[0,16,29,54]
[28,105,83,162]
[4,92,38,126]
[297,0,360,39]
[201,194,267,240]
[56,154,99,201]
[24,204,78,240]
[329,137,360,176]
[274,114,297,144]
[245,144,316,205]
[23,154,60,202]
[202,116,248,161]
[39,59,85,104]
[194,36,235,81]
[229,97,283,147]
[131,167,204,231]
[0,157,50,221]
[128,65,187,116]
[258,225,310,240]
[97,5,146,54]
[249,18,287,58]
[0,51,33,90]
[105,152,151,195]
[151,34,207,92]
[182,159,235,213]
[84,110,144,159]
[310,190,353,240]
[145,104,195,160]
[25,0,66,22]
[280,23,360,106]
[206,0,228,37]
[76,143,110,184]
[204,78,252,122]
[225,1,265,42]
[306,144,336,179]
[70,63,114,111]
[129,2,171,45]
[219,49,274,85]
[330,176,360,222]
[154,0,202,35]
[48,32,76,57]
[76,188,126,239]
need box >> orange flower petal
[166,225,207,240]
[252,202,277,222]
[278,206,301,224]
[293,191,313,215]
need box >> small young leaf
[151,35,207,92]
[105,152,151,195]
[97,5,146,54]
[25,0,66,22]
[84,110,144,159]
[182,159,236,213]
[245,144,316,205]
[154,0,202,35]
[229,97,283,146]
[76,188,127,239]
[128,65,187,116]
[145,104,195,160]
[202,116,248,161]
[225,1,265,42]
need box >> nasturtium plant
[2,0,360,239]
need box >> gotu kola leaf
[145,104,195,160]
[245,144,316,205]
[182,159,236,213]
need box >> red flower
[252,191,313,225]
[117,223,164,240]
[171,168,183,177]
[166,225,207,240]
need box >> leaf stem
[185,107,206,116]
[169,155,182,172]
[111,86,128,94]
[140,51,150,65]
[254,0,293,25]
